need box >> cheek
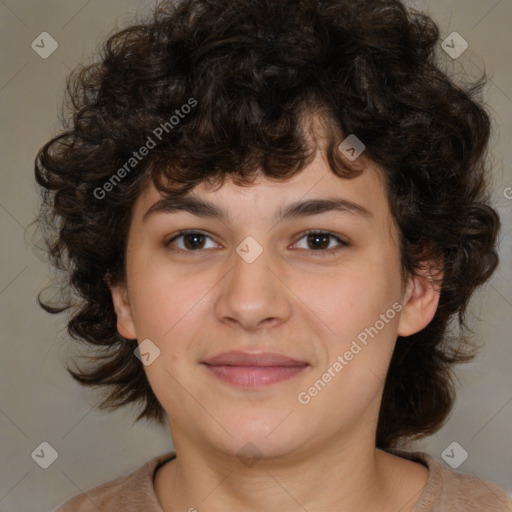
[311,255,402,368]
[311,262,395,333]
[128,266,209,404]
[128,257,214,353]
[126,257,175,336]
[134,284,195,341]
[298,271,400,423]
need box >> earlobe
[397,266,443,337]
[109,281,137,340]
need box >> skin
[110,128,441,511]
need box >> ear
[397,262,443,337]
[108,280,137,340]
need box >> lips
[201,351,309,389]
[203,351,308,367]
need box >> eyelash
[165,230,349,256]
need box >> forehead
[134,150,391,226]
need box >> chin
[216,435,307,465]
[208,412,313,461]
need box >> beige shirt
[53,449,512,511]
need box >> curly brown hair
[33,0,500,449]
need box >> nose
[214,239,292,332]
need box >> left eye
[292,231,348,254]
[166,230,348,254]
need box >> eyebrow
[142,195,373,224]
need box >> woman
[35,0,511,510]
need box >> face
[110,144,440,462]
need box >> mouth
[201,351,310,389]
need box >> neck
[154,429,427,512]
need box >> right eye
[165,230,220,252]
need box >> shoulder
[52,451,176,512]
[387,448,512,512]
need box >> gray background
[0,1,511,510]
